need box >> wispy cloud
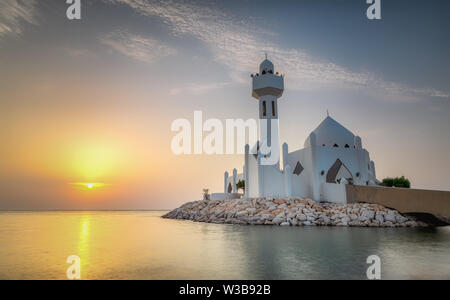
[0,0,38,40]
[104,0,449,100]
[100,30,177,64]
[62,47,96,58]
[170,82,231,96]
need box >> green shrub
[380,176,411,188]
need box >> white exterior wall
[314,147,372,186]
[282,144,375,202]
[226,143,375,202]
[320,183,347,204]
[246,154,260,198]
[260,165,284,197]
[285,149,311,198]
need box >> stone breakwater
[163,198,429,227]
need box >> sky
[0,0,449,210]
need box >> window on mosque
[272,101,275,117]
[293,162,304,176]
[262,101,267,117]
[333,144,339,147]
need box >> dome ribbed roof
[305,116,356,148]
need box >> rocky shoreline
[163,198,429,227]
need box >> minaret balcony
[252,74,284,99]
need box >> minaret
[251,58,284,165]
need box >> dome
[259,59,274,74]
[304,116,356,148]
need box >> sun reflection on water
[77,215,91,274]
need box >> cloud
[100,30,177,64]
[62,47,96,58]
[0,0,38,40]
[104,0,449,100]
[187,82,231,95]
[170,82,231,96]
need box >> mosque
[218,58,379,203]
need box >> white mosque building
[219,58,379,203]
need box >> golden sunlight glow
[71,182,108,191]
[69,143,120,180]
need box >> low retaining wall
[346,185,450,223]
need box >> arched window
[322,144,326,147]
[345,144,350,148]
[262,70,266,75]
[333,144,339,148]
[272,101,276,116]
[268,70,273,74]
[262,101,267,117]
[326,159,353,183]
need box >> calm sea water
[0,211,449,280]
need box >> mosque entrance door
[326,159,353,183]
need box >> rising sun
[71,182,107,190]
